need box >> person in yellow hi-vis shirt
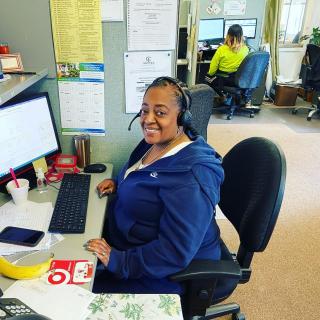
[207,24,249,103]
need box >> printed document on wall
[127,0,178,51]
[124,51,172,113]
[101,0,124,21]
[50,0,105,135]
[224,0,246,15]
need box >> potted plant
[300,27,320,46]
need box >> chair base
[194,302,245,320]
[292,104,320,121]
[213,103,259,120]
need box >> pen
[9,168,20,188]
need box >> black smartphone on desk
[0,226,45,247]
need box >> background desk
[0,164,113,291]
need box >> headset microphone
[127,111,141,131]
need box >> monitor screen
[0,93,61,192]
[198,18,224,43]
[224,18,258,39]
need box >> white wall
[278,46,306,81]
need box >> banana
[0,253,54,280]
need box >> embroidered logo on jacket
[150,172,158,178]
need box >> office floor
[206,105,320,320]
[210,97,320,133]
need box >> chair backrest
[219,137,286,256]
[306,43,320,66]
[188,84,214,141]
[234,51,270,89]
[305,44,320,86]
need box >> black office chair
[189,84,215,141]
[171,137,286,320]
[292,43,320,121]
[208,51,270,120]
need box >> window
[279,0,307,44]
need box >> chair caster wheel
[249,113,254,118]
[292,109,297,114]
[307,117,311,121]
[232,312,245,320]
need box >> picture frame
[0,53,24,72]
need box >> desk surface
[0,164,113,291]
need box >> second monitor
[198,18,224,46]
[224,18,257,39]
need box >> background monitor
[198,18,224,44]
[224,18,258,39]
[0,93,61,193]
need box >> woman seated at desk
[85,76,224,294]
[207,24,249,100]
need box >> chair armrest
[214,72,230,78]
[170,259,241,282]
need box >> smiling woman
[86,77,224,295]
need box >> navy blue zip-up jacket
[106,136,224,287]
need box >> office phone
[0,297,37,319]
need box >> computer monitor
[198,18,224,44]
[224,18,258,39]
[0,93,61,193]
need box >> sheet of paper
[0,201,53,255]
[58,79,105,136]
[50,0,103,63]
[32,157,48,174]
[5,234,64,263]
[224,0,246,15]
[124,51,173,113]
[50,0,105,136]
[127,0,178,51]
[3,278,96,320]
[101,0,123,21]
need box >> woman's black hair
[227,24,243,44]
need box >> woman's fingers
[84,238,111,256]
[84,238,111,266]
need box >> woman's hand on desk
[97,179,117,197]
[85,238,111,266]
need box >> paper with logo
[47,260,93,285]
[124,51,173,113]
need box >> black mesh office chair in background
[292,43,320,121]
[207,51,270,120]
[188,84,215,141]
[171,137,286,320]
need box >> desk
[196,60,211,84]
[0,164,113,291]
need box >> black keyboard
[48,173,91,233]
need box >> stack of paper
[3,277,96,320]
[0,201,63,256]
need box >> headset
[128,76,192,131]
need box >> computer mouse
[83,163,106,173]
